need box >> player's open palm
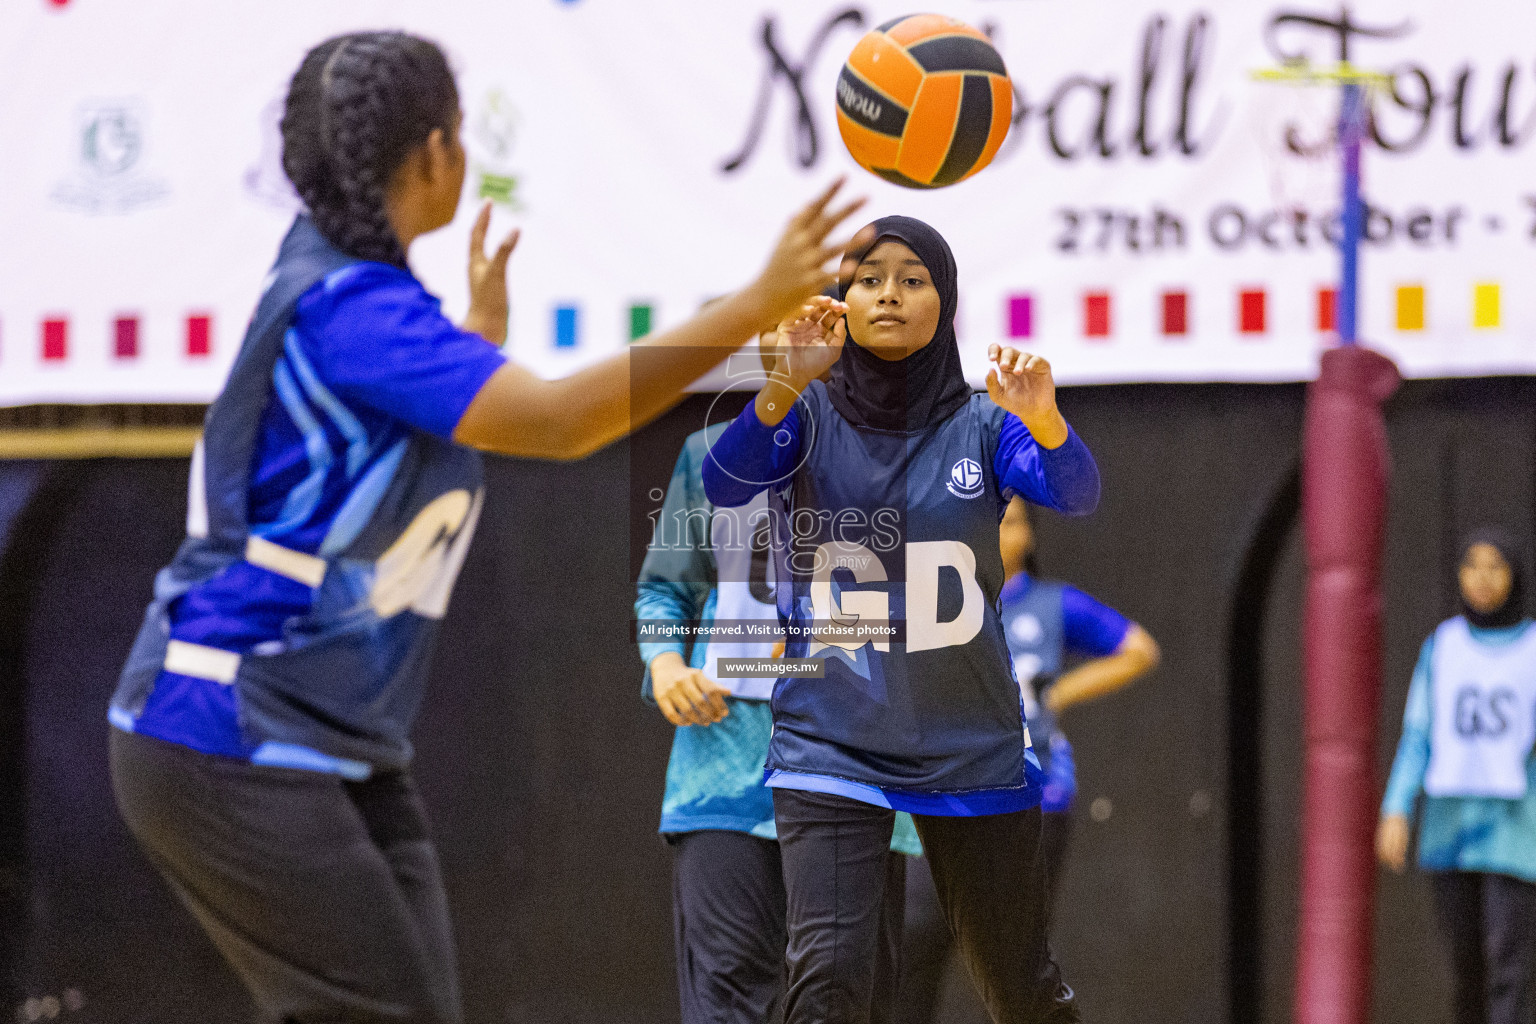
[464,201,520,344]
[987,345,1058,425]
[778,295,848,385]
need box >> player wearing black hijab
[1379,528,1536,1024]
[702,216,1094,1024]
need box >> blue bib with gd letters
[765,383,1040,806]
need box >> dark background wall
[2,379,1534,1024]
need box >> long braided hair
[281,32,459,266]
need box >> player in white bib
[1378,528,1536,1024]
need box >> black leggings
[897,811,1074,1024]
[110,728,461,1024]
[670,830,789,1024]
[1431,870,1536,1024]
[774,788,1078,1024]
[669,829,907,1024]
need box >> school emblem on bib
[947,458,985,499]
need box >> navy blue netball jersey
[109,217,506,776]
[702,380,1099,815]
[999,574,1129,689]
[999,572,1130,812]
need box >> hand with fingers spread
[986,344,1069,449]
[775,295,848,388]
[750,178,866,328]
[650,652,730,727]
[462,201,521,345]
[453,180,864,461]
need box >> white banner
[1,0,1533,405]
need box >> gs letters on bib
[1425,617,1536,800]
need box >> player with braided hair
[281,33,453,266]
[107,30,863,1024]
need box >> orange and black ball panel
[836,14,1013,189]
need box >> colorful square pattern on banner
[0,0,1532,404]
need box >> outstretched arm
[453,183,864,461]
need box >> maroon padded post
[1295,345,1401,1024]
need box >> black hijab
[1458,526,1527,629]
[828,216,972,433]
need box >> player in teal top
[1378,529,1536,1024]
[637,331,921,1024]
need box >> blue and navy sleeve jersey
[1059,584,1132,657]
[170,262,506,653]
[991,414,1099,515]
[702,395,1099,516]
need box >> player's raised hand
[464,201,520,345]
[986,344,1069,448]
[752,178,866,326]
[776,295,848,386]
